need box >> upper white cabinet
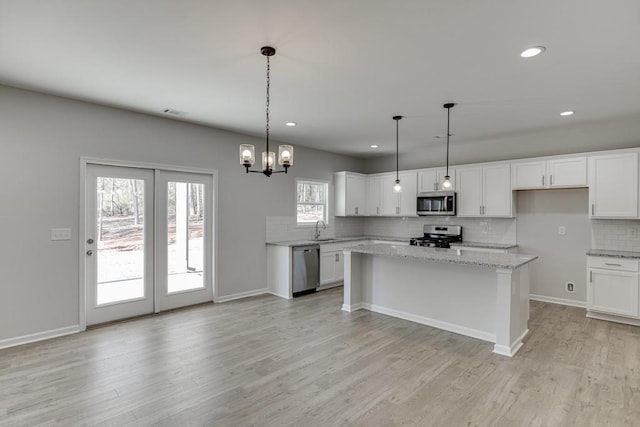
[366,175,381,216]
[379,171,418,216]
[512,156,587,190]
[418,168,455,192]
[335,171,366,216]
[588,152,638,219]
[456,164,512,217]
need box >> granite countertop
[587,249,640,259]
[346,243,537,270]
[267,236,518,249]
[266,236,395,247]
[450,241,517,250]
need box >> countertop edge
[587,249,640,259]
[346,244,537,270]
[267,236,517,250]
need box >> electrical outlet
[566,282,574,293]
[51,228,72,241]
[558,226,566,235]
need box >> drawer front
[588,257,639,272]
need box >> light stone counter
[347,243,536,270]
[267,236,518,251]
[343,243,537,357]
[587,249,640,259]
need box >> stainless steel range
[409,225,462,248]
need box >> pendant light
[442,103,455,189]
[393,115,403,193]
[240,46,293,177]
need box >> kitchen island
[342,243,537,357]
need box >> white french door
[85,165,155,325]
[84,163,214,326]
[156,171,213,311]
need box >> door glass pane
[167,182,205,293]
[96,177,145,305]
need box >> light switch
[558,226,566,235]
[51,228,72,241]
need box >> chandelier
[239,46,293,177]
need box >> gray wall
[364,115,640,173]
[0,85,365,342]
[515,189,591,304]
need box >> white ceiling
[1,0,640,159]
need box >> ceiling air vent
[161,108,187,116]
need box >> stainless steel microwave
[416,191,456,216]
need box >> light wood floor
[1,287,639,426]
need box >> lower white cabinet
[320,251,343,285]
[587,257,640,319]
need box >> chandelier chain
[265,54,270,156]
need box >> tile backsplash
[363,216,517,244]
[591,219,640,252]
[266,216,364,242]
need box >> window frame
[295,178,330,226]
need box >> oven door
[417,192,456,216]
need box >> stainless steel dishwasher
[292,245,320,297]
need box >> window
[296,179,328,225]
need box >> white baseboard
[215,288,271,303]
[342,302,365,312]
[363,303,496,343]
[493,329,529,357]
[0,325,81,350]
[587,311,640,327]
[529,294,586,308]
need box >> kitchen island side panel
[362,254,498,341]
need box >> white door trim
[79,157,218,331]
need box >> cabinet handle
[605,263,622,267]
[591,204,595,215]
[589,271,592,282]
[335,253,339,262]
[550,175,553,186]
[479,206,482,215]
[355,207,358,215]
[542,175,545,186]
[376,207,379,215]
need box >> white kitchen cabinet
[366,175,381,216]
[587,257,639,319]
[512,156,587,189]
[588,152,639,218]
[418,168,455,192]
[320,251,343,285]
[548,157,587,188]
[334,171,366,216]
[379,171,418,216]
[456,164,512,217]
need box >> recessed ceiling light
[370,144,379,149]
[285,122,297,127]
[520,46,546,58]
[560,111,575,116]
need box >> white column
[493,267,528,357]
[342,251,363,312]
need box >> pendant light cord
[265,54,271,162]
[396,118,399,181]
[446,106,450,177]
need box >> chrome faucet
[314,220,326,240]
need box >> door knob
[87,238,94,244]
[86,250,94,256]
